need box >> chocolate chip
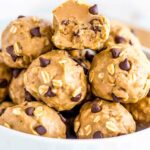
[85,51,94,62]
[115,36,126,44]
[30,27,41,37]
[0,79,8,88]
[119,58,131,71]
[93,131,103,139]
[110,48,121,59]
[147,90,150,97]
[129,40,133,45]
[0,48,2,52]
[91,103,102,113]
[89,4,98,15]
[39,57,50,67]
[73,30,80,36]
[6,45,18,61]
[0,108,5,116]
[17,15,25,19]
[111,93,121,103]
[34,125,47,135]
[71,94,81,102]
[24,89,35,101]
[91,26,101,33]
[12,69,22,78]
[61,20,69,25]
[45,87,56,97]
[25,107,35,116]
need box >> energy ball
[0,53,12,102]
[126,92,150,127]
[105,21,141,49]
[0,102,66,138]
[24,50,87,111]
[52,0,110,50]
[89,45,150,103]
[1,16,53,68]
[9,70,36,104]
[74,99,136,139]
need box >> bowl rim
[0,125,149,143]
[0,47,150,143]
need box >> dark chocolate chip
[147,90,150,97]
[6,45,18,61]
[25,107,35,116]
[91,103,102,113]
[17,15,25,19]
[115,36,126,44]
[73,30,80,36]
[30,27,41,37]
[111,93,121,103]
[24,89,35,101]
[0,79,8,88]
[39,57,50,67]
[0,108,5,116]
[61,20,69,25]
[71,94,81,102]
[91,26,101,33]
[85,51,94,62]
[34,125,47,135]
[0,48,2,52]
[45,87,56,97]
[89,4,98,15]
[93,131,103,139]
[129,40,133,45]
[12,69,22,78]
[110,48,121,59]
[119,58,131,71]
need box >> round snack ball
[126,92,150,127]
[52,0,110,50]
[89,45,150,103]
[0,102,14,116]
[0,102,66,138]
[1,16,53,68]
[9,70,36,104]
[24,50,87,111]
[105,21,141,49]
[74,99,136,139]
[0,53,12,102]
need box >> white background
[0,0,150,31]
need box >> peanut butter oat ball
[126,92,150,127]
[89,45,150,103]
[9,70,36,104]
[0,53,12,102]
[74,99,136,139]
[24,50,87,111]
[0,102,14,116]
[105,21,141,49]
[52,0,110,50]
[0,102,66,138]
[1,16,52,68]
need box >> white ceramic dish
[0,1,150,149]
[0,48,149,150]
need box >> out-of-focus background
[0,0,150,35]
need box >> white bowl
[0,49,149,150]
[0,1,150,149]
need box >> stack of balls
[0,0,150,139]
